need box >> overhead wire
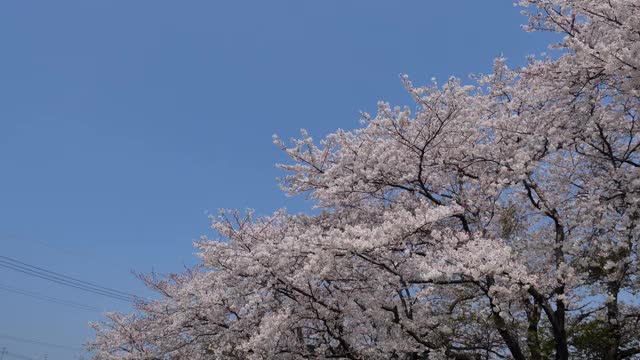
[0,282,102,312]
[0,333,81,351]
[0,256,137,299]
[3,350,37,360]
[0,256,139,303]
[0,261,135,302]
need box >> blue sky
[0,1,557,358]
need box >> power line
[0,283,102,312]
[0,334,81,352]
[0,256,137,299]
[0,257,138,302]
[0,261,135,302]
[3,349,37,360]
[0,283,99,311]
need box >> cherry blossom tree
[89,1,640,359]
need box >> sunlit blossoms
[89,1,640,359]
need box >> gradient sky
[0,2,558,359]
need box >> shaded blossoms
[89,1,640,359]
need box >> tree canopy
[89,1,640,359]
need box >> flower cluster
[89,1,640,358]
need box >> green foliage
[570,319,616,359]
[499,202,524,240]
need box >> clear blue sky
[0,2,556,358]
